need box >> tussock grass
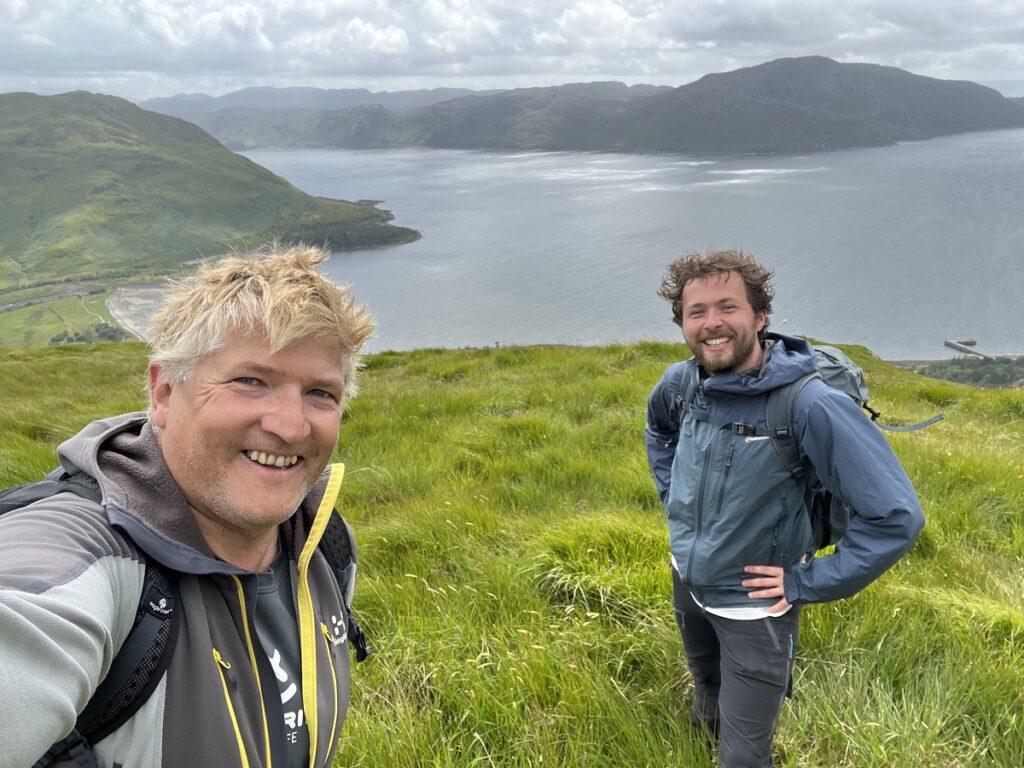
[0,341,1020,767]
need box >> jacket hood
[699,332,818,397]
[56,412,335,576]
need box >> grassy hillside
[0,341,1020,767]
[0,91,417,294]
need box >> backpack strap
[31,732,97,768]
[319,512,372,662]
[15,472,182,768]
[766,372,821,481]
[75,562,180,744]
[670,364,733,428]
[873,412,945,432]
[0,470,101,514]
[669,363,700,427]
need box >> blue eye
[309,389,341,403]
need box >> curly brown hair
[657,249,775,328]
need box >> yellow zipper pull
[321,622,335,643]
[213,648,232,669]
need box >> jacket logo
[744,435,771,443]
[331,614,348,646]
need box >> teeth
[704,337,730,347]
[246,450,298,467]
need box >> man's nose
[704,309,725,328]
[261,388,312,444]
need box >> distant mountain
[186,81,673,150]
[0,92,416,292]
[184,58,1024,154]
[140,86,501,116]
[618,56,1024,153]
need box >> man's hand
[742,565,789,614]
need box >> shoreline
[103,289,1022,364]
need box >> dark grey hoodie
[0,412,352,768]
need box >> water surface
[245,130,1024,359]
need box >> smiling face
[681,270,767,373]
[149,330,345,548]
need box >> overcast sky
[2,0,1023,101]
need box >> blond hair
[149,243,375,402]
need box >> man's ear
[755,310,767,334]
[148,364,173,429]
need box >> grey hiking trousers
[672,567,800,768]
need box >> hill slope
[190,57,1024,154]
[0,91,417,292]
[1,340,1021,766]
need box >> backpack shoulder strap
[766,372,821,481]
[38,560,182,767]
[669,363,695,426]
[319,512,371,662]
[319,512,356,608]
[669,363,704,427]
[0,470,101,515]
[15,471,182,767]
[76,559,181,744]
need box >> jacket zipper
[768,497,787,565]
[213,648,251,768]
[320,622,341,764]
[232,576,273,768]
[713,442,736,520]
[686,424,717,587]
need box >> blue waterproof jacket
[645,334,924,607]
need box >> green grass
[0,290,122,348]
[0,341,1020,767]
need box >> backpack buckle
[347,613,373,663]
[729,422,759,436]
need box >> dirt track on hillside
[106,286,167,341]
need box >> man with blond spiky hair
[0,243,374,768]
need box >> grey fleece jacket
[0,413,352,768]
[645,334,925,607]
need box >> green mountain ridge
[187,57,1024,154]
[0,91,417,294]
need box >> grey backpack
[766,345,943,548]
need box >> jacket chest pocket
[703,432,798,559]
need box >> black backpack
[672,344,942,550]
[0,469,370,768]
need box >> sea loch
[244,128,1024,360]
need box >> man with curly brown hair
[645,249,923,767]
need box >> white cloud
[345,17,409,54]
[0,0,1022,98]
